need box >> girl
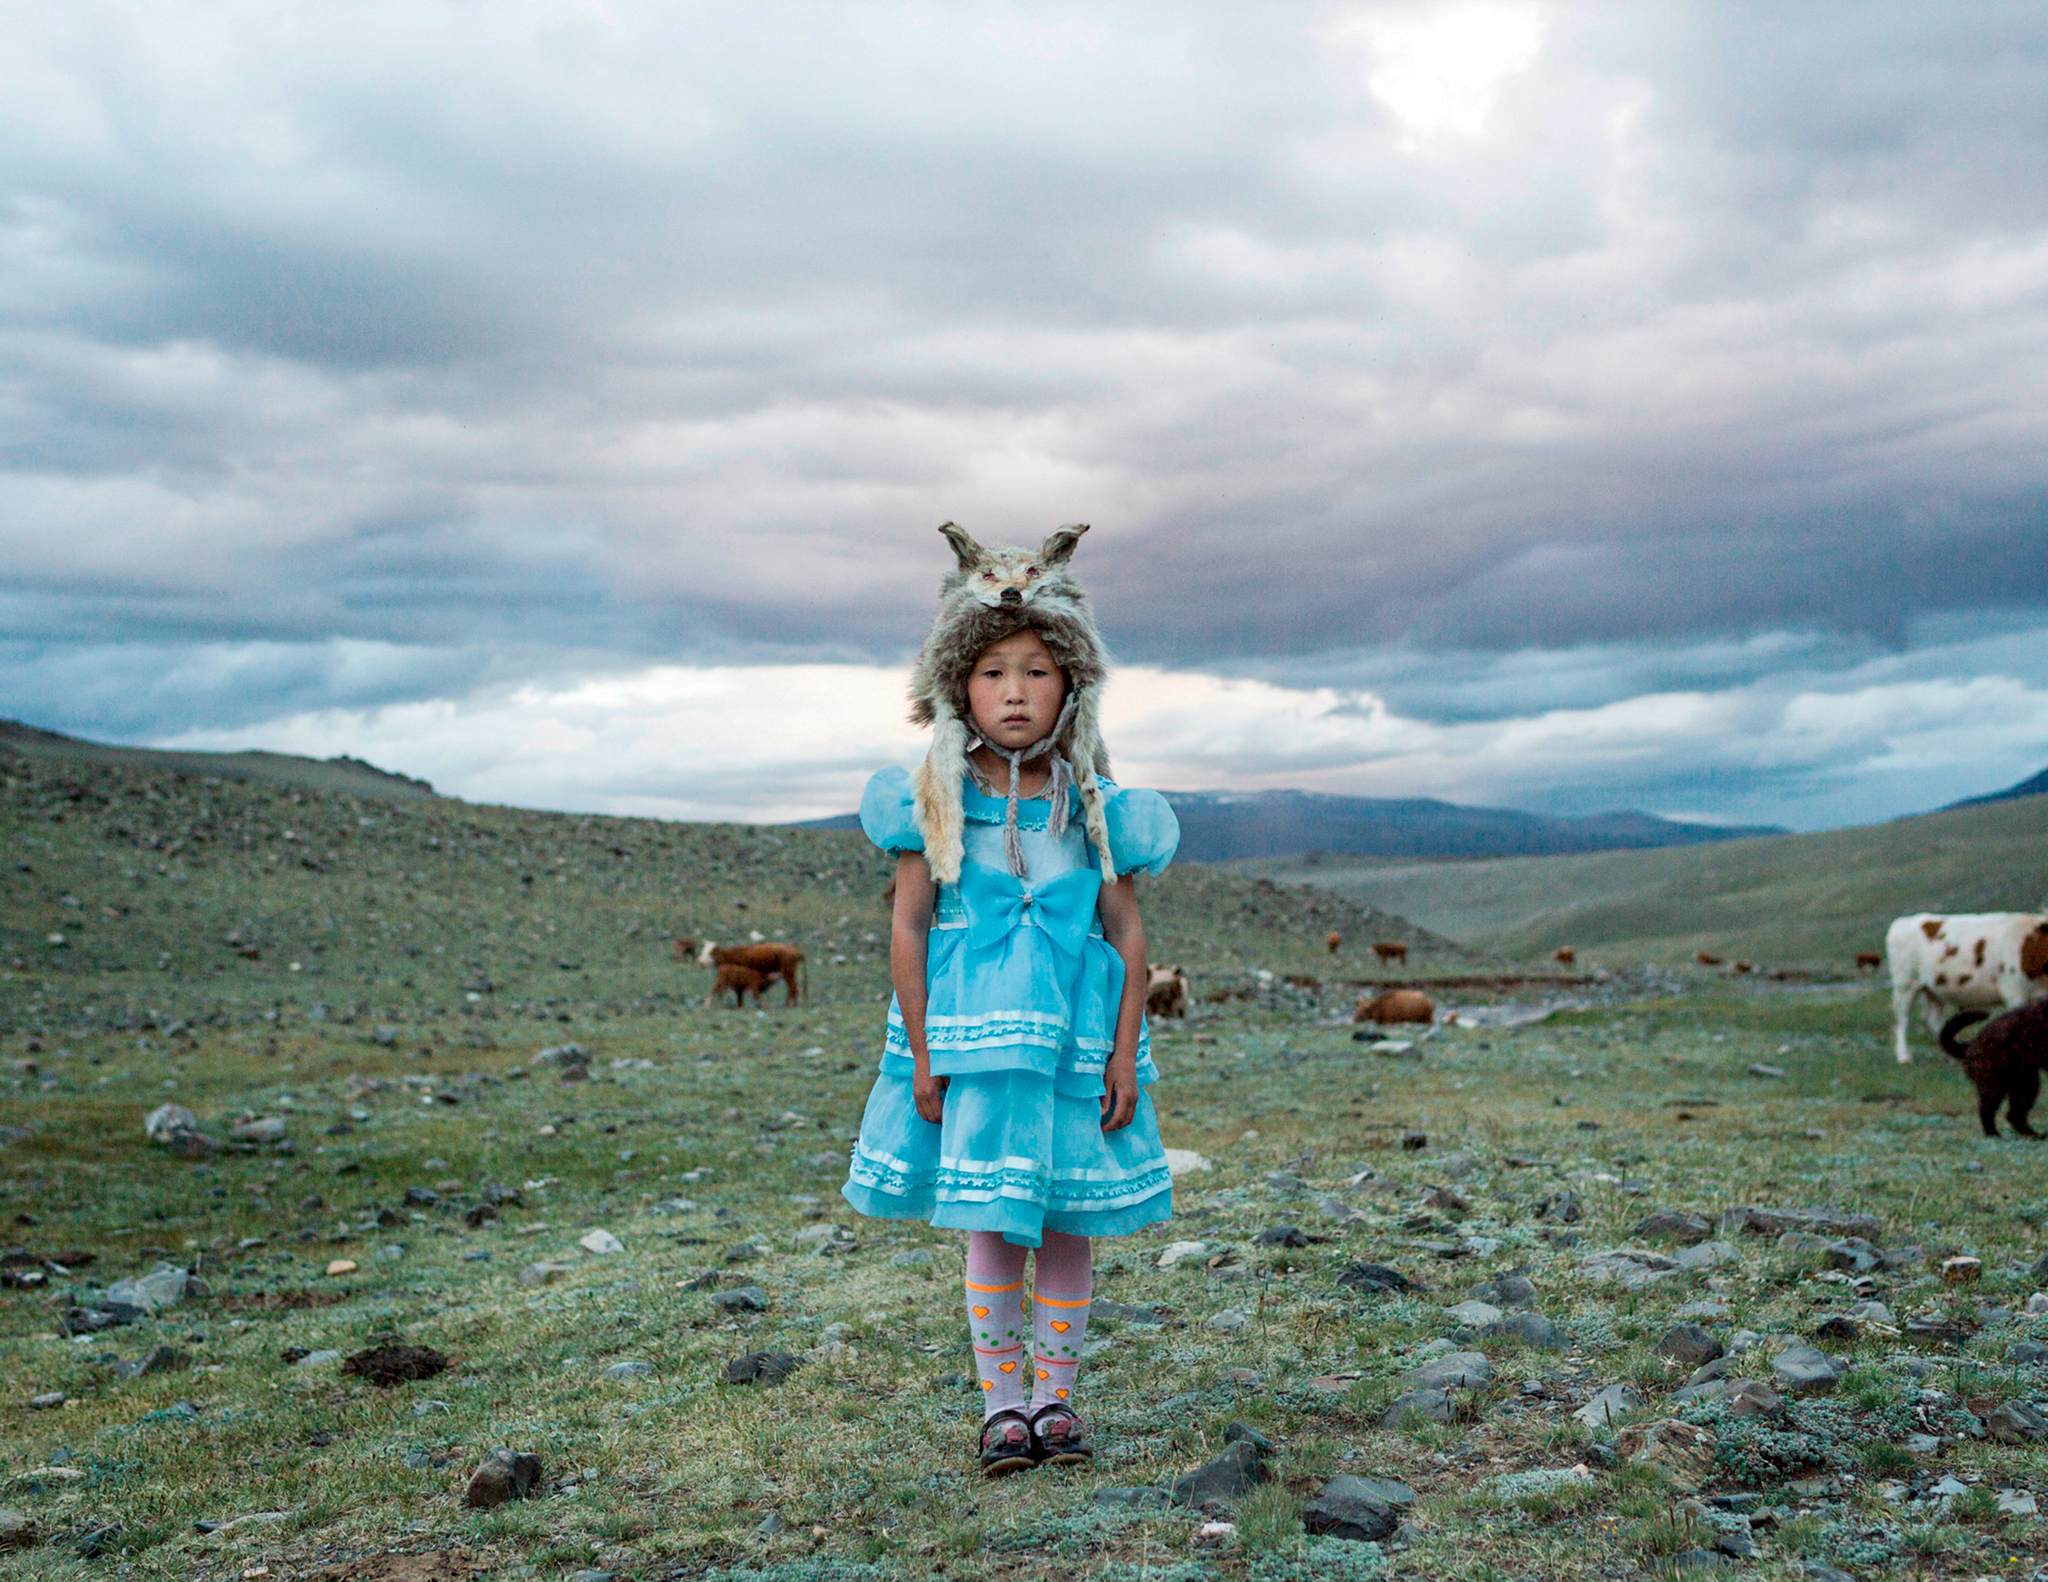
[842,523,1180,1477]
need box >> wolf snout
[999,587,1022,605]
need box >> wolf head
[908,522,1115,884]
[937,522,1089,610]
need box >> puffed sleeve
[858,765,925,854]
[1103,785,1179,876]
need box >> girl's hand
[913,1069,950,1125]
[1100,1056,1138,1132]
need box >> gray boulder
[1170,1439,1270,1509]
[1380,1388,1455,1427]
[1401,1350,1490,1390]
[1574,1383,1645,1428]
[106,1263,189,1317]
[1770,1345,1840,1395]
[465,1448,542,1508]
[1302,1475,1415,1542]
[1824,1237,1881,1274]
[1476,1311,1560,1349]
[712,1286,769,1313]
[1633,1210,1714,1245]
[724,1351,799,1385]
[1987,1401,2048,1444]
[1469,1273,1537,1308]
[1653,1324,1724,1369]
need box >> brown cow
[1326,930,1343,956]
[684,938,806,1004]
[1732,961,1755,974]
[1146,964,1189,1018]
[1552,947,1576,965]
[708,963,770,1008]
[1371,941,1408,965]
[1855,951,1883,971]
[1355,988,1434,1025]
[1696,952,1724,967]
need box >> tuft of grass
[1861,1441,1915,1476]
[1235,1481,1309,1554]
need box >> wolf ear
[938,522,989,572]
[1038,523,1090,567]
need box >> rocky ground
[8,753,2048,1581]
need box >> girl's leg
[1029,1230,1093,1413]
[965,1231,1030,1419]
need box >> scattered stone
[1770,1345,1840,1395]
[1446,1300,1504,1327]
[72,1524,121,1558]
[324,1259,357,1277]
[1420,1186,1469,1215]
[1162,1149,1212,1176]
[1903,1433,1941,1454]
[463,1249,491,1263]
[1477,1311,1561,1349]
[1380,1388,1455,1427]
[578,1229,624,1257]
[1654,1325,1724,1369]
[402,1185,440,1208]
[1470,1273,1537,1308]
[27,1392,64,1410]
[1535,1190,1582,1222]
[1617,1419,1719,1493]
[1942,1255,1982,1285]
[0,1509,37,1549]
[533,1043,589,1069]
[1094,1300,1163,1326]
[725,1351,800,1385]
[1436,1152,1473,1179]
[1634,1210,1714,1245]
[887,1249,931,1267]
[1673,1548,1732,1570]
[1776,1232,1831,1254]
[464,1203,498,1229]
[1574,1383,1645,1428]
[1987,1401,2048,1444]
[1927,1474,1969,1499]
[1688,1357,1733,1386]
[713,1286,769,1313]
[1337,1262,1421,1295]
[465,1448,542,1508]
[121,1345,186,1379]
[1747,1063,1785,1078]
[231,1115,288,1145]
[1720,1205,1881,1240]
[520,1261,575,1286]
[1674,1241,1737,1272]
[1842,1300,1896,1326]
[294,1350,343,1368]
[1824,1237,1881,1274]
[143,1103,200,1143]
[1205,1309,1249,1333]
[1253,1225,1309,1247]
[106,1263,188,1316]
[1157,1240,1212,1270]
[1578,1247,1682,1290]
[342,1344,451,1387]
[1171,1438,1270,1509]
[603,1360,654,1382]
[1302,1474,1415,1541]
[753,1512,787,1537]
[1998,1489,2038,1517]
[2014,1340,2048,1364]
[1401,1130,1427,1151]
[1676,1299,1733,1321]
[1401,1350,1490,1389]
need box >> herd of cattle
[668,909,2048,1095]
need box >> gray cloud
[4,1,2048,816]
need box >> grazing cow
[1146,964,1189,1019]
[1552,947,1576,965]
[1886,911,2048,1063]
[1355,988,1434,1025]
[1731,961,1754,974]
[1326,931,1343,955]
[1939,1001,2048,1138]
[708,963,770,1008]
[1855,951,1883,971]
[683,938,807,1004]
[1696,952,1724,967]
[1371,941,1408,965]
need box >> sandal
[978,1409,1036,1478]
[1029,1402,1095,1465]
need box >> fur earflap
[908,522,1116,884]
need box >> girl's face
[966,630,1066,752]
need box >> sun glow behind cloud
[1330,0,1546,149]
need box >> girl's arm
[1095,874,1148,1132]
[890,852,945,1124]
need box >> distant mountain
[0,719,436,801]
[791,785,1782,862]
[1948,764,2048,809]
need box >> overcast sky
[6,1,2047,829]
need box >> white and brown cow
[1886,911,2048,1063]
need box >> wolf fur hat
[909,521,1116,885]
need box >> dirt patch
[341,1344,453,1387]
[215,1289,351,1312]
[306,1552,482,1582]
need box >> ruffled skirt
[841,928,1174,1246]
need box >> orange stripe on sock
[964,1279,1025,1293]
[972,1345,1024,1355]
[1032,1293,1091,1307]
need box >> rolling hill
[1,718,436,801]
[1232,793,2048,967]
[796,785,1781,861]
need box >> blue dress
[841,766,1180,1247]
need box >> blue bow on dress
[960,862,1101,964]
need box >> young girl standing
[842,523,1180,1477]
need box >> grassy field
[1229,795,2048,969]
[10,751,2048,1582]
